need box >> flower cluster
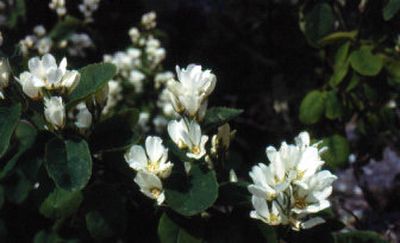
[102,11,169,133]
[166,64,218,171]
[167,65,216,121]
[20,25,53,56]
[16,54,92,131]
[248,132,337,230]
[125,136,173,205]
[19,25,94,58]
[78,0,101,23]
[49,0,67,17]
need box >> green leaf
[6,0,26,28]
[85,211,114,240]
[333,231,387,243]
[383,0,400,21]
[319,31,358,45]
[0,121,37,179]
[33,230,79,243]
[203,107,243,130]
[45,138,92,191]
[39,188,83,219]
[299,90,326,125]
[68,63,117,106]
[321,134,350,168]
[84,184,127,240]
[325,91,343,120]
[349,47,383,76]
[49,16,81,40]
[304,3,335,47]
[329,42,351,87]
[0,103,22,158]
[165,164,218,216]
[89,108,139,152]
[158,213,202,243]
[346,73,360,92]
[4,170,32,204]
[385,59,400,84]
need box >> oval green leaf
[45,138,92,191]
[0,103,22,158]
[68,63,117,106]
[321,134,350,169]
[165,164,218,216]
[40,188,83,219]
[299,90,326,125]
[349,47,383,76]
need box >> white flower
[129,27,140,43]
[26,54,80,93]
[33,25,46,37]
[248,162,290,201]
[134,171,165,205]
[168,119,208,160]
[168,64,216,119]
[74,102,92,129]
[250,196,285,226]
[141,11,157,30]
[44,96,65,130]
[125,136,173,179]
[129,70,145,92]
[291,170,337,215]
[154,71,174,89]
[79,0,100,23]
[157,88,178,117]
[36,37,53,55]
[248,132,337,230]
[0,58,10,99]
[49,0,66,16]
[138,111,150,132]
[16,72,42,99]
[68,33,93,57]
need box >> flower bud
[44,96,66,130]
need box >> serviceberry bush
[0,0,398,242]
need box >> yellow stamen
[146,162,159,173]
[191,146,201,155]
[150,188,161,198]
[294,197,307,209]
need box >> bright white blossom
[125,136,173,178]
[79,0,100,23]
[248,132,337,230]
[141,11,157,30]
[20,54,80,94]
[168,64,216,120]
[134,171,165,205]
[68,33,93,57]
[73,102,92,129]
[154,71,174,89]
[49,0,67,16]
[129,70,145,92]
[44,96,66,130]
[168,119,208,160]
[129,27,140,43]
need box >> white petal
[125,145,148,170]
[301,217,325,229]
[145,136,164,163]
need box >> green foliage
[0,121,37,179]
[158,213,202,243]
[321,134,350,169]
[203,107,243,130]
[329,42,351,87]
[68,63,117,106]
[165,163,218,216]
[6,0,26,28]
[383,0,400,21]
[0,103,22,158]
[40,188,83,219]
[49,16,81,40]
[349,47,383,76]
[299,90,326,125]
[304,3,335,47]
[325,91,343,120]
[45,138,92,192]
[89,108,139,152]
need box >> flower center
[296,170,305,180]
[191,146,201,155]
[294,197,307,209]
[150,188,161,198]
[268,213,279,224]
[147,162,159,173]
